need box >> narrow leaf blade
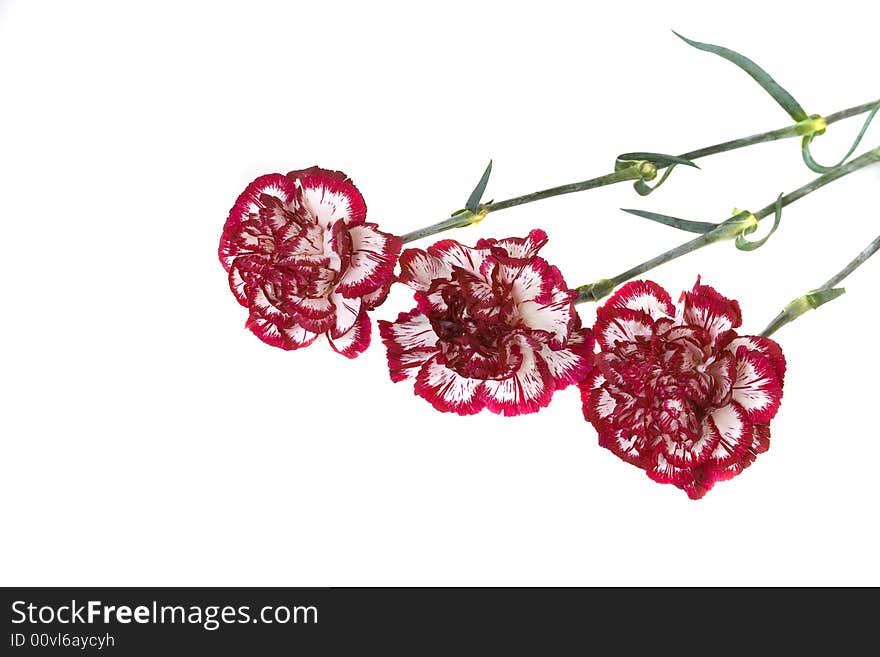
[465,160,493,213]
[617,152,700,169]
[673,30,808,122]
[621,208,718,234]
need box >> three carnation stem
[398,102,880,340]
[400,98,878,245]
[574,145,880,304]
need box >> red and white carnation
[581,278,786,499]
[219,167,402,357]
[379,229,594,416]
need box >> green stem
[671,99,878,165]
[400,168,643,243]
[760,233,880,338]
[400,98,879,245]
[574,145,880,304]
[481,168,646,213]
[399,210,478,244]
[820,236,880,289]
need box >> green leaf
[620,208,718,234]
[736,193,783,251]
[673,30,808,122]
[616,152,700,169]
[465,160,492,213]
[802,101,880,173]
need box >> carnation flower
[378,229,594,416]
[581,279,786,499]
[219,167,402,356]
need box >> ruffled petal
[593,307,655,350]
[517,288,577,348]
[255,268,335,334]
[714,423,769,483]
[726,335,787,384]
[602,280,674,320]
[662,413,721,469]
[476,228,548,260]
[455,268,499,318]
[730,346,784,423]
[227,258,256,306]
[680,470,717,500]
[679,280,743,341]
[244,302,319,352]
[220,173,298,272]
[707,402,752,467]
[494,257,555,305]
[294,316,336,334]
[581,371,611,422]
[397,248,451,292]
[378,309,439,382]
[539,328,595,389]
[751,422,771,454]
[285,295,334,321]
[361,278,393,310]
[582,374,646,467]
[247,284,286,320]
[481,341,555,416]
[415,282,449,317]
[335,223,402,298]
[326,307,371,358]
[281,222,331,267]
[287,166,367,229]
[609,432,648,468]
[427,239,491,277]
[329,293,362,339]
[646,453,693,487]
[413,357,482,415]
[320,218,351,273]
[706,350,736,407]
[707,423,771,485]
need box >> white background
[2,0,878,586]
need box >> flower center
[605,337,720,440]
[429,285,518,380]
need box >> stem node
[575,279,615,304]
[710,210,758,243]
[795,114,827,137]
